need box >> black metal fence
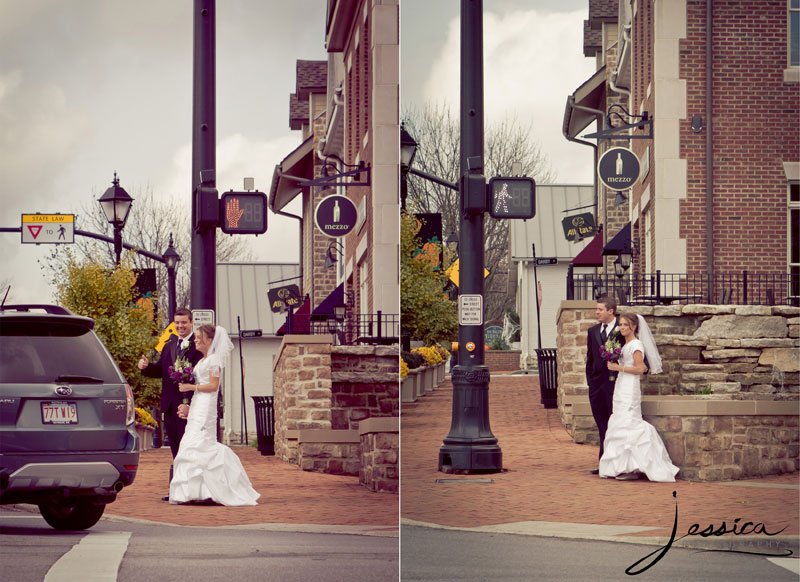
[281,310,400,345]
[567,270,800,306]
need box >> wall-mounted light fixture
[691,115,703,133]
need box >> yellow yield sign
[446,259,489,288]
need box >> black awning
[602,222,631,255]
[311,283,344,320]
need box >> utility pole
[191,0,217,311]
[438,0,502,473]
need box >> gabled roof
[289,93,309,130]
[296,60,327,100]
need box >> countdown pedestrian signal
[488,177,536,219]
[219,191,268,235]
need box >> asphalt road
[400,525,799,582]
[0,507,399,582]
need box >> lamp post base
[438,443,502,473]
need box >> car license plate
[41,401,78,424]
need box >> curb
[400,518,799,555]
[7,504,398,538]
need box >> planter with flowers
[135,407,158,451]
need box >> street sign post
[21,214,75,244]
[239,329,262,338]
[535,257,558,266]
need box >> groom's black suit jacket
[586,319,620,392]
[142,334,203,414]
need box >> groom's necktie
[601,324,608,343]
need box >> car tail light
[124,383,135,425]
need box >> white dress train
[169,355,260,506]
[598,339,679,482]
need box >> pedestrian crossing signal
[220,191,268,235]
[488,177,535,219]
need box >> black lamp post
[98,173,133,265]
[438,0,502,474]
[163,233,180,322]
[400,124,418,211]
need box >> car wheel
[38,498,106,531]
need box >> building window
[790,183,799,298]
[791,0,800,66]
[359,259,369,317]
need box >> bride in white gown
[598,313,679,482]
[169,325,260,506]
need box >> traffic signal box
[219,191,268,235]
[488,177,536,219]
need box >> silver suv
[0,304,139,530]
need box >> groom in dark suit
[585,296,619,473]
[138,308,202,498]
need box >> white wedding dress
[169,355,260,506]
[598,339,679,482]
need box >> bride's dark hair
[197,324,216,340]
[619,313,639,336]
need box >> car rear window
[0,321,123,384]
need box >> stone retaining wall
[272,336,333,463]
[556,301,799,480]
[273,337,399,491]
[331,345,399,430]
[359,417,399,493]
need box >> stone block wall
[359,417,399,493]
[273,336,334,463]
[556,301,799,480]
[331,345,399,430]
[297,430,361,476]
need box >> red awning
[571,229,604,267]
[276,295,311,335]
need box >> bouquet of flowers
[168,357,195,405]
[599,336,623,381]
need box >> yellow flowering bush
[412,346,444,366]
[434,344,450,361]
[135,407,157,428]
[401,359,409,378]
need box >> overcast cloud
[0,1,326,303]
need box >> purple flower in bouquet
[168,356,195,384]
[599,336,623,381]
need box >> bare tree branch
[40,185,252,326]
[403,103,555,322]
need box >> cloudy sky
[1,0,596,304]
[402,0,595,181]
[0,1,325,303]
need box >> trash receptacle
[535,348,558,409]
[251,396,275,456]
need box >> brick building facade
[565,0,799,295]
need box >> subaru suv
[0,304,139,530]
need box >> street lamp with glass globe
[97,173,133,265]
[162,233,181,322]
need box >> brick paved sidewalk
[401,375,799,544]
[104,445,398,530]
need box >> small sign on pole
[21,214,75,244]
[458,294,483,326]
[192,309,215,328]
[240,329,262,338]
